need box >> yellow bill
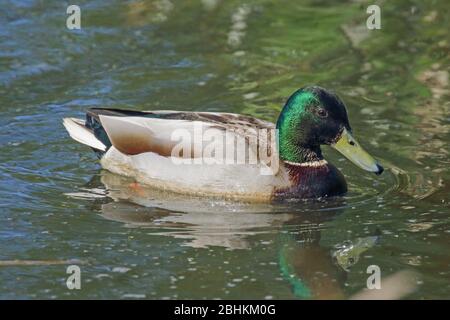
[331,128,384,175]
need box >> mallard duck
[63,86,383,201]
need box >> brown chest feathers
[274,161,347,199]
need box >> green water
[0,0,449,299]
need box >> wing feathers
[99,115,179,156]
[93,110,276,161]
[63,118,106,151]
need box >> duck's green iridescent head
[276,86,383,174]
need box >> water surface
[0,0,449,299]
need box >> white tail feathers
[63,118,106,151]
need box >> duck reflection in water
[72,171,392,299]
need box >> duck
[63,86,383,201]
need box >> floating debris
[0,259,85,267]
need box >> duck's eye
[317,108,328,118]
